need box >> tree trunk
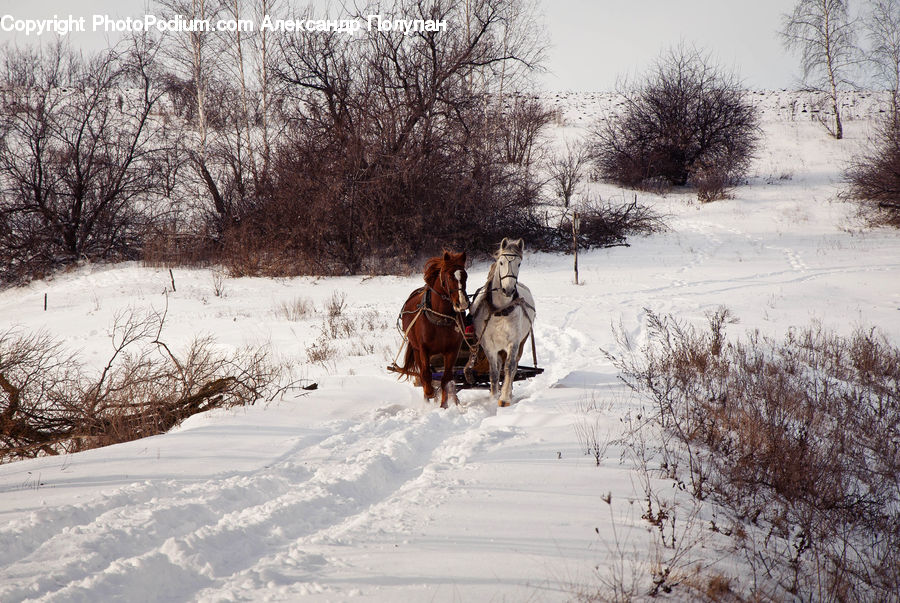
[833,100,843,140]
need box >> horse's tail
[395,342,417,381]
[394,291,423,381]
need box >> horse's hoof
[440,401,449,409]
[498,400,511,407]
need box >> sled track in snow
[0,404,510,602]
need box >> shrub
[610,309,900,600]
[525,195,665,252]
[221,0,548,275]
[0,308,285,462]
[591,46,759,194]
[276,297,314,322]
[693,166,731,203]
[845,120,900,228]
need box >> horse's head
[425,250,469,312]
[495,237,524,297]
[443,250,470,312]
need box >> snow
[1,91,899,601]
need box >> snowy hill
[1,91,899,601]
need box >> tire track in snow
[0,466,317,602]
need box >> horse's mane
[423,256,443,287]
[423,251,465,287]
[494,239,523,259]
[482,262,496,293]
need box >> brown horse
[397,251,469,408]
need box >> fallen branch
[1,309,287,462]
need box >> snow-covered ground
[1,92,898,602]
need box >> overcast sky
[0,0,800,90]
[539,0,797,90]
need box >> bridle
[496,252,521,297]
[433,266,468,312]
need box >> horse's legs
[498,345,518,407]
[488,350,501,399]
[417,348,435,400]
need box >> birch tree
[781,0,858,139]
[156,0,231,221]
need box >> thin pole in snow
[572,211,580,285]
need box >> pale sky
[0,0,801,90]
[539,0,797,90]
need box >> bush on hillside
[591,46,759,196]
[845,119,900,227]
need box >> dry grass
[303,292,388,366]
[694,167,733,203]
[276,296,314,321]
[305,338,336,367]
[609,308,900,600]
[573,394,611,466]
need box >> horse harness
[496,292,535,317]
[421,286,461,327]
[473,285,536,345]
[397,285,466,333]
[463,274,536,385]
[479,252,535,321]
[496,252,521,292]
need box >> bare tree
[0,40,174,284]
[845,119,900,227]
[249,0,284,173]
[153,0,281,236]
[497,96,554,166]
[155,0,234,224]
[547,139,588,210]
[865,0,900,125]
[781,0,858,139]
[256,0,547,274]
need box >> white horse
[470,238,536,407]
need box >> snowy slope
[1,92,899,602]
